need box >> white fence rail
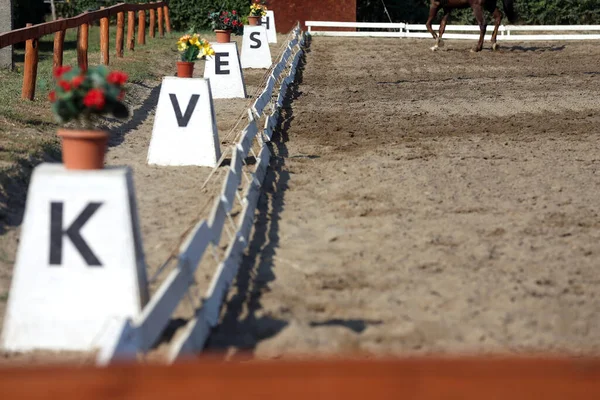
[97,25,306,365]
[306,21,600,41]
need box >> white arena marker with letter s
[147,77,221,167]
[204,42,247,99]
[261,10,277,43]
[241,25,272,69]
[0,164,149,352]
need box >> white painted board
[241,26,272,69]
[148,77,221,167]
[1,164,149,352]
[203,42,247,99]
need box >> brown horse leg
[426,2,441,50]
[490,7,503,51]
[471,4,487,52]
[437,9,451,49]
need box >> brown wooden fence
[0,2,171,101]
[1,356,600,399]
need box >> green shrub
[168,0,251,32]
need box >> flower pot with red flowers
[176,34,215,78]
[248,3,267,26]
[49,65,130,170]
[209,10,243,43]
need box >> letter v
[169,94,200,127]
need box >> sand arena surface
[208,37,600,358]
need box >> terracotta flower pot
[57,129,109,170]
[248,16,261,26]
[177,61,194,78]
[215,30,232,43]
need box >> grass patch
[0,26,186,166]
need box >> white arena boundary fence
[306,21,600,41]
[96,25,306,365]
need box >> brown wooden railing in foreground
[0,1,171,100]
[0,357,600,399]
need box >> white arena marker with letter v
[241,25,272,69]
[261,10,277,43]
[0,164,149,352]
[204,42,247,99]
[147,77,221,167]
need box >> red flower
[48,91,56,102]
[53,65,71,78]
[107,71,128,86]
[71,75,84,88]
[232,10,236,15]
[59,80,71,91]
[224,17,230,24]
[83,88,106,110]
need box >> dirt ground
[208,37,600,359]
[0,35,288,365]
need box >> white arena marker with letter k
[0,164,149,352]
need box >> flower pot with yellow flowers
[49,65,130,170]
[248,3,267,26]
[176,34,215,78]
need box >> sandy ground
[0,35,288,365]
[208,37,600,358]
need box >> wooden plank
[3,357,600,398]
[21,24,38,101]
[52,26,65,68]
[157,6,164,37]
[231,148,244,177]
[178,220,211,271]
[237,120,258,158]
[116,11,125,57]
[127,11,135,51]
[149,8,156,38]
[203,235,247,327]
[77,22,89,71]
[208,198,227,244]
[220,169,241,214]
[306,20,406,29]
[137,10,146,45]
[135,267,192,352]
[167,308,210,361]
[163,5,171,33]
[100,12,109,65]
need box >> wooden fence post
[138,10,146,45]
[116,11,124,57]
[100,11,109,65]
[77,22,89,71]
[158,6,164,37]
[164,5,171,33]
[127,10,135,51]
[21,23,38,101]
[53,23,65,68]
[149,8,156,38]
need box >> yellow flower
[178,42,188,52]
[190,37,200,47]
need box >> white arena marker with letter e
[241,25,272,69]
[204,42,247,99]
[147,77,221,167]
[261,10,277,43]
[0,164,149,352]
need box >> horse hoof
[431,46,438,51]
[492,43,499,51]
[437,39,445,48]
